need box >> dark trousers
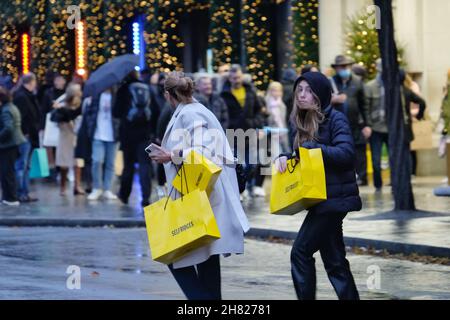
[411,151,417,175]
[157,164,166,186]
[291,211,359,300]
[168,255,221,300]
[119,141,152,205]
[370,131,389,189]
[0,146,19,202]
[355,144,367,184]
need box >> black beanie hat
[293,72,332,110]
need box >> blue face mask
[338,69,351,79]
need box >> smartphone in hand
[145,143,160,155]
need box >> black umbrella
[83,54,139,97]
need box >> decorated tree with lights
[208,0,241,70]
[292,0,319,69]
[241,0,275,89]
[345,9,405,80]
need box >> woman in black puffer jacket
[275,71,361,300]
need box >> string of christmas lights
[0,0,319,87]
[292,0,319,69]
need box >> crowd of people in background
[0,54,446,207]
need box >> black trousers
[0,146,19,202]
[168,255,221,300]
[410,151,417,175]
[355,144,367,183]
[119,141,152,205]
[291,211,359,300]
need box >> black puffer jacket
[283,72,362,214]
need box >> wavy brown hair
[290,85,324,150]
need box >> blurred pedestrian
[438,70,450,159]
[194,74,229,130]
[114,71,159,207]
[41,73,67,182]
[51,83,84,196]
[275,72,361,300]
[365,59,389,191]
[301,64,319,75]
[401,70,426,176]
[0,87,26,206]
[221,64,265,198]
[330,55,371,186]
[13,72,41,202]
[0,67,14,90]
[84,87,120,201]
[265,81,289,153]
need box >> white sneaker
[2,200,20,206]
[253,186,266,197]
[87,189,103,201]
[103,190,118,200]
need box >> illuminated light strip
[132,22,140,55]
[75,21,87,76]
[132,19,145,71]
[22,34,30,74]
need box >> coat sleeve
[300,113,356,169]
[218,96,229,130]
[364,83,373,127]
[0,109,13,142]
[408,89,427,120]
[358,80,370,127]
[174,110,230,166]
[112,84,128,119]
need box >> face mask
[338,69,351,79]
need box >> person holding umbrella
[114,70,160,207]
[82,54,141,201]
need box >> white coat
[161,100,250,269]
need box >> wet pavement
[1,176,449,250]
[0,227,449,300]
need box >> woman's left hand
[149,145,172,164]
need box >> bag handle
[286,158,299,174]
[163,163,189,210]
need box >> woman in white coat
[149,72,250,300]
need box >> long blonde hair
[290,85,324,149]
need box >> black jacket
[402,86,426,143]
[13,86,41,148]
[282,72,362,215]
[284,106,362,215]
[330,74,369,145]
[113,79,160,145]
[221,81,264,131]
[40,87,65,129]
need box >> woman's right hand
[274,156,288,173]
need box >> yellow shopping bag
[172,150,222,196]
[270,147,327,215]
[144,188,221,265]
